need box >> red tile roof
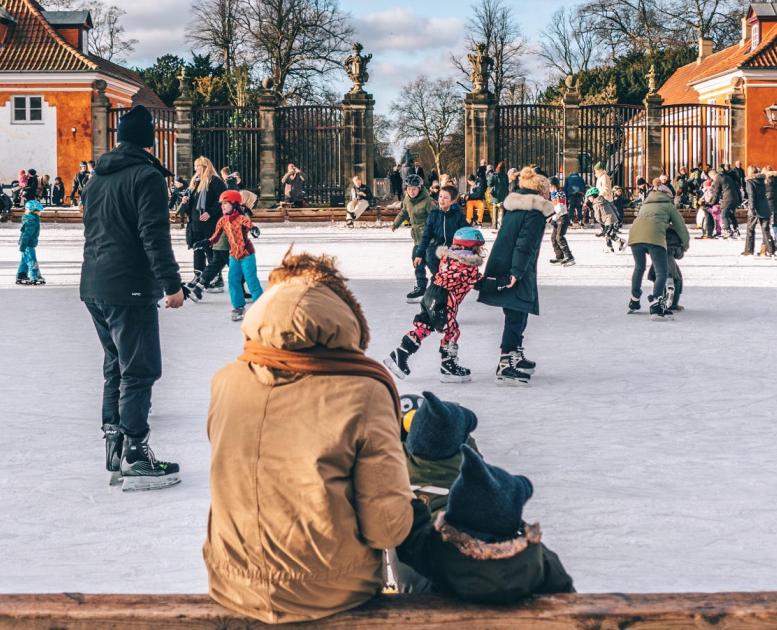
[659,29,777,104]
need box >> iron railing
[494,105,563,176]
[661,104,730,176]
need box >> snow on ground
[1,221,777,594]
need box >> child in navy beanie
[396,445,574,603]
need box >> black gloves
[193,239,211,251]
[250,226,260,238]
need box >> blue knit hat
[405,391,477,460]
[445,445,533,542]
[452,227,485,249]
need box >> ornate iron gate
[108,107,176,176]
[276,106,345,205]
[579,105,646,194]
[661,105,730,176]
[192,107,261,189]
[494,105,563,175]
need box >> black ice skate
[120,432,180,492]
[206,276,225,293]
[186,279,205,303]
[15,272,28,285]
[231,307,245,322]
[649,296,674,321]
[28,277,45,285]
[512,348,536,375]
[102,423,123,486]
[549,257,564,264]
[495,354,531,386]
[406,286,426,304]
[384,335,419,379]
[562,257,576,267]
[628,295,641,313]
[439,343,471,383]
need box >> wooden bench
[2,592,777,629]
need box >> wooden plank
[2,592,777,629]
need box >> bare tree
[579,0,669,59]
[189,0,244,75]
[238,0,353,103]
[664,0,750,47]
[391,77,462,175]
[451,0,526,104]
[538,7,598,78]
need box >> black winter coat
[389,170,403,195]
[23,175,38,202]
[52,183,65,206]
[710,172,741,210]
[414,204,469,259]
[80,143,181,305]
[183,175,226,246]
[763,171,777,219]
[478,190,553,315]
[397,500,574,604]
[745,176,771,220]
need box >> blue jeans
[631,243,668,300]
[228,254,263,309]
[18,246,39,280]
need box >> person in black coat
[709,168,741,238]
[763,168,777,244]
[23,168,38,203]
[389,166,403,201]
[80,105,183,491]
[414,185,469,274]
[70,161,90,206]
[181,157,226,278]
[51,177,65,206]
[743,167,775,256]
[477,167,553,386]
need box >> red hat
[219,189,242,204]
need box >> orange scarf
[239,341,401,422]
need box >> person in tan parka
[204,250,414,624]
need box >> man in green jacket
[628,182,690,320]
[393,174,436,302]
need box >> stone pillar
[91,80,110,161]
[644,92,664,181]
[173,69,194,179]
[562,79,581,178]
[727,89,746,167]
[464,92,496,178]
[258,79,279,208]
[341,92,375,191]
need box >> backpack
[421,284,449,332]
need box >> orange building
[659,2,777,168]
[0,0,164,196]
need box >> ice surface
[1,222,776,593]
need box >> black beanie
[117,105,155,148]
[405,391,477,460]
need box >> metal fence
[661,104,730,176]
[276,105,345,205]
[192,107,262,189]
[494,105,563,176]
[108,107,176,176]
[579,105,646,194]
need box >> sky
[118,0,573,114]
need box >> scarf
[239,342,402,422]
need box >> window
[751,23,760,50]
[11,96,43,124]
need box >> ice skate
[405,285,426,304]
[120,432,180,492]
[102,423,123,486]
[231,307,245,322]
[512,348,536,375]
[649,296,674,321]
[384,335,419,379]
[733,228,741,239]
[187,280,205,303]
[562,257,576,267]
[628,295,641,313]
[618,238,626,251]
[549,257,564,264]
[206,276,225,293]
[15,272,28,285]
[439,343,471,383]
[495,354,531,386]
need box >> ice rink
[2,221,777,594]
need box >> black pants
[425,247,440,275]
[551,215,573,260]
[193,247,214,275]
[85,302,162,438]
[200,249,229,286]
[721,204,739,232]
[745,215,775,254]
[500,308,529,354]
[703,209,716,237]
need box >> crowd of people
[4,161,95,209]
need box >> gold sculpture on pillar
[468,42,494,95]
[344,42,372,95]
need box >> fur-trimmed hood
[503,191,554,218]
[434,511,541,560]
[436,246,484,267]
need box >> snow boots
[406,285,426,304]
[384,334,420,379]
[495,353,532,386]
[103,423,124,486]
[120,431,180,492]
[439,343,471,383]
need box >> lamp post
[764,104,777,129]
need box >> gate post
[644,92,664,181]
[727,85,746,167]
[464,92,496,177]
[258,79,279,208]
[342,91,375,186]
[562,76,581,178]
[173,68,194,179]
[91,80,110,161]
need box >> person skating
[612,186,629,226]
[464,174,486,226]
[386,228,490,383]
[563,170,586,227]
[548,177,574,266]
[70,161,89,206]
[478,167,552,386]
[627,180,689,320]
[763,166,777,245]
[345,174,374,228]
[709,167,741,239]
[587,187,625,253]
[392,174,436,303]
[194,190,263,321]
[648,226,685,311]
[413,185,469,276]
[16,200,44,285]
[742,166,775,257]
[80,105,184,491]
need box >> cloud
[353,8,463,53]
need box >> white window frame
[751,23,760,50]
[11,95,44,125]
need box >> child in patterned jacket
[194,189,263,321]
[386,227,504,383]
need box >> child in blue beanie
[396,445,574,603]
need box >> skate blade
[649,314,674,322]
[122,473,181,492]
[495,377,530,387]
[109,470,123,486]
[440,374,472,383]
[383,357,408,380]
[562,260,576,267]
[205,287,224,294]
[406,297,424,304]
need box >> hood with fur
[503,191,555,218]
[434,511,541,560]
[436,246,484,267]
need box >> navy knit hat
[405,391,477,460]
[445,445,533,542]
[117,105,155,148]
